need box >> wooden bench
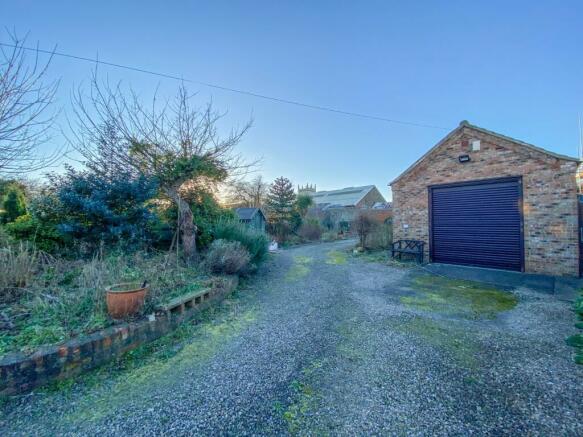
[391,240,425,264]
[156,287,213,317]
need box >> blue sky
[3,1,583,200]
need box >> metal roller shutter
[430,177,523,271]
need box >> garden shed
[234,207,266,233]
[390,121,580,276]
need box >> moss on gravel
[283,380,317,434]
[325,250,347,265]
[55,290,258,424]
[285,256,312,281]
[395,317,480,369]
[335,319,370,362]
[282,359,326,435]
[352,250,414,268]
[402,274,518,319]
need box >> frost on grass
[401,274,518,319]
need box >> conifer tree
[266,177,296,240]
[1,184,27,223]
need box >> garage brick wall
[391,125,580,276]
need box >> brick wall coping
[0,276,238,396]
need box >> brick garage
[390,121,580,276]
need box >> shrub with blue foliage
[47,166,159,251]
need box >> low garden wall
[0,276,238,396]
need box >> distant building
[307,185,386,209]
[301,185,391,230]
[234,207,266,233]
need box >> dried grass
[0,246,205,355]
[0,242,38,289]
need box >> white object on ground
[269,240,279,252]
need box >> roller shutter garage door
[430,177,523,271]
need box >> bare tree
[71,74,253,262]
[0,31,60,175]
[355,212,375,249]
[227,175,268,208]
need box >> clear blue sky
[3,1,583,200]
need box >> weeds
[285,256,312,281]
[364,222,393,250]
[0,242,40,292]
[0,219,266,356]
[282,359,325,435]
[0,250,206,355]
[326,250,347,265]
[566,292,583,364]
[297,221,322,241]
[321,231,339,242]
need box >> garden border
[0,276,238,396]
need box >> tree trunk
[167,188,198,263]
[178,197,197,262]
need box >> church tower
[298,183,316,196]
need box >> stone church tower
[298,183,316,196]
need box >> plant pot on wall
[106,282,148,319]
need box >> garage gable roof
[390,121,580,185]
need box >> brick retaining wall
[0,276,238,396]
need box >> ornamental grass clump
[213,219,268,264]
[202,239,251,275]
[0,242,42,301]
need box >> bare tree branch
[70,72,257,260]
[225,175,268,208]
[0,31,62,175]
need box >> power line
[0,41,449,131]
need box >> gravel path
[1,240,582,436]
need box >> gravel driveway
[1,239,582,436]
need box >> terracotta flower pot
[106,282,148,319]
